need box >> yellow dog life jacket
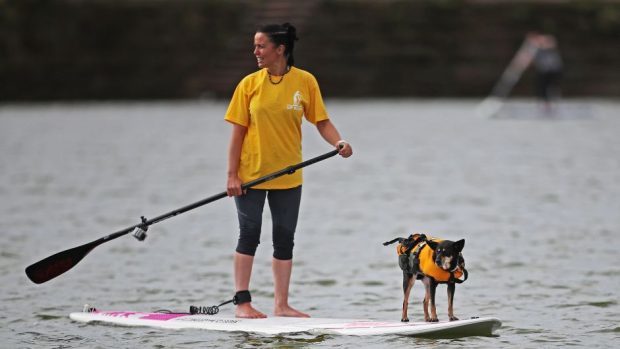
[416,241,464,283]
[395,234,464,283]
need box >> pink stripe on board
[98,311,187,321]
[140,313,188,321]
[100,311,138,318]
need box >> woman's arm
[316,119,353,158]
[227,123,248,196]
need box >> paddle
[25,148,340,284]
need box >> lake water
[1,99,618,348]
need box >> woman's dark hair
[257,22,299,66]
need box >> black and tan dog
[384,234,467,322]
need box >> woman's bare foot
[274,304,310,318]
[235,303,267,319]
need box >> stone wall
[1,0,619,101]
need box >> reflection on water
[1,100,619,348]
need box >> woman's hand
[227,123,247,197]
[336,140,353,158]
[227,174,244,197]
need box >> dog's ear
[454,239,465,252]
[426,240,439,250]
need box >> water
[1,100,619,348]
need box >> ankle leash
[189,290,252,315]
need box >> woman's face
[254,32,284,69]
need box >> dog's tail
[383,234,428,246]
[382,237,404,246]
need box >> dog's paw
[401,318,409,323]
[449,316,459,321]
[426,317,439,322]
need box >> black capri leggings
[234,186,302,260]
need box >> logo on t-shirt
[287,91,303,111]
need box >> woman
[224,23,353,319]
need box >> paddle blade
[25,241,99,284]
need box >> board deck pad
[70,310,501,338]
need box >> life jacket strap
[411,240,427,257]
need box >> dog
[384,234,467,322]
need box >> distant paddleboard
[70,309,501,338]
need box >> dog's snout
[440,256,453,270]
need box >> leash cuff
[233,290,252,305]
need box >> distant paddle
[26,149,340,284]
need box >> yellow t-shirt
[224,66,329,189]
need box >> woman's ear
[276,44,286,56]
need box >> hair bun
[282,22,298,41]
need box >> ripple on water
[501,261,526,269]
[510,327,545,335]
[305,279,337,287]
[589,326,620,334]
[361,280,385,286]
[556,300,618,309]
[18,331,91,347]
[0,251,19,259]
[35,314,65,321]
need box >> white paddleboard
[70,309,501,338]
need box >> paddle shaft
[25,148,339,284]
[100,148,339,243]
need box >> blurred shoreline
[2,0,619,101]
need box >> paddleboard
[70,309,501,338]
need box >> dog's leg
[429,279,438,322]
[447,282,458,321]
[401,272,414,322]
[422,276,432,322]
